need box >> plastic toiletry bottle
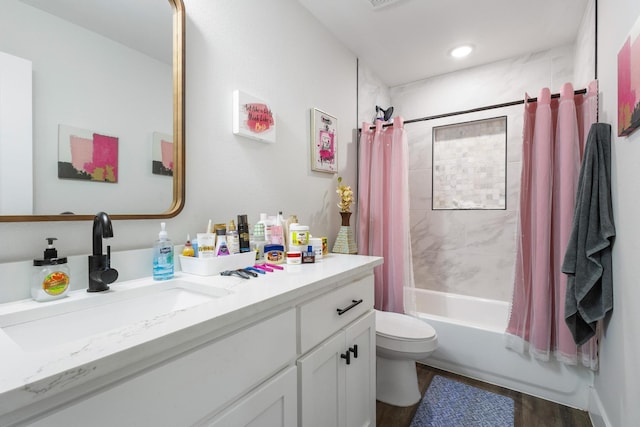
[309,237,323,259]
[227,219,240,254]
[32,237,71,302]
[289,223,309,252]
[182,234,195,257]
[284,214,298,250]
[237,214,251,253]
[191,235,198,257]
[271,225,284,245]
[214,223,227,245]
[258,213,273,244]
[215,227,230,256]
[253,222,267,262]
[272,211,285,245]
[198,220,216,258]
[153,222,174,280]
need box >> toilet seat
[375,310,438,354]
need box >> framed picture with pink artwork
[310,108,337,173]
[58,124,118,183]
[618,14,640,136]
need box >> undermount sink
[0,279,231,352]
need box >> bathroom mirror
[0,0,185,222]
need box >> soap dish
[178,252,256,276]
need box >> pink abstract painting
[69,135,93,171]
[618,15,640,136]
[58,125,118,182]
[152,132,173,176]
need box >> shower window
[432,116,507,210]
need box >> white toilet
[375,309,438,406]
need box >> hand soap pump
[32,237,70,301]
[153,222,174,280]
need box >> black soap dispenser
[32,237,71,301]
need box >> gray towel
[562,123,615,346]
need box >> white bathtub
[409,288,593,409]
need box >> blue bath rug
[409,375,514,427]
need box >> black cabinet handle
[349,345,358,359]
[336,299,363,316]
[341,351,351,365]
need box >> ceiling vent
[366,0,403,10]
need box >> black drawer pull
[341,351,351,365]
[337,299,363,316]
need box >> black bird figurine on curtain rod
[375,105,394,122]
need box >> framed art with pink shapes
[58,124,118,183]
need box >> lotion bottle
[32,237,70,302]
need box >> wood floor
[376,364,593,427]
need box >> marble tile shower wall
[407,107,522,302]
[357,43,587,301]
[392,45,576,302]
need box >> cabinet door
[30,309,296,427]
[203,366,297,427]
[345,312,375,427]
[298,332,347,427]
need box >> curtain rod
[365,88,588,130]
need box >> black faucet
[88,211,119,292]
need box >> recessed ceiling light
[450,45,473,58]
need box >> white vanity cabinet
[29,309,297,427]
[297,274,376,427]
[0,255,382,427]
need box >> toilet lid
[375,309,436,341]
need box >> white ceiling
[17,0,590,86]
[297,0,590,87]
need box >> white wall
[592,0,640,425]
[574,0,597,88]
[0,0,357,284]
[358,59,391,125]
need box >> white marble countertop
[0,254,382,424]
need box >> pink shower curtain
[505,80,600,369]
[358,117,413,314]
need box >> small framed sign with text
[233,90,276,143]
